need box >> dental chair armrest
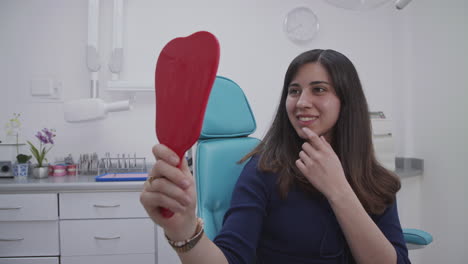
[403,228,433,246]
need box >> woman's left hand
[296,127,352,201]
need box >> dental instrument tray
[95,154,148,181]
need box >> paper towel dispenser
[370,111,395,171]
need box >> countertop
[0,174,145,193]
[0,157,422,194]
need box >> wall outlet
[31,79,54,96]
[29,78,63,103]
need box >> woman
[140,49,410,263]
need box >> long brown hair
[241,49,400,215]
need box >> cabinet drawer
[0,257,59,264]
[61,253,155,264]
[59,192,147,219]
[0,194,58,221]
[60,218,155,256]
[0,221,59,257]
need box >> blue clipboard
[95,172,148,182]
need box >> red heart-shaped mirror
[155,31,220,218]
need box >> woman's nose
[297,92,313,108]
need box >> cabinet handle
[0,206,22,210]
[93,204,121,208]
[94,235,121,240]
[0,238,24,241]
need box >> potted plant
[14,154,32,177]
[4,113,22,145]
[27,128,56,178]
[4,113,30,177]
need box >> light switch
[31,79,54,96]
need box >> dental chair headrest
[200,76,256,139]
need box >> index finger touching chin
[301,127,324,150]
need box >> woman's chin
[296,129,326,140]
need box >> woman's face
[285,63,341,141]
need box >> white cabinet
[0,194,58,221]
[60,219,155,256]
[59,192,156,264]
[61,254,154,264]
[59,192,147,219]
[0,192,156,264]
[0,194,59,258]
[0,222,59,257]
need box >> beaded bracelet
[165,218,204,253]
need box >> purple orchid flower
[41,128,56,144]
[35,132,48,144]
[28,128,57,168]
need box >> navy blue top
[213,156,410,264]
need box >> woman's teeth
[298,116,317,121]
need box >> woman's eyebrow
[289,80,330,87]
[309,81,330,86]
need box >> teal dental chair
[195,76,260,240]
[195,76,432,250]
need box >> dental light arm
[64,0,131,123]
[64,98,131,122]
[87,0,100,98]
[109,0,124,80]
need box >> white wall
[2,0,465,263]
[391,2,423,263]
[405,0,468,263]
[393,0,468,263]
[0,0,397,161]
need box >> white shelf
[395,157,424,178]
[395,168,423,178]
[0,142,26,146]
